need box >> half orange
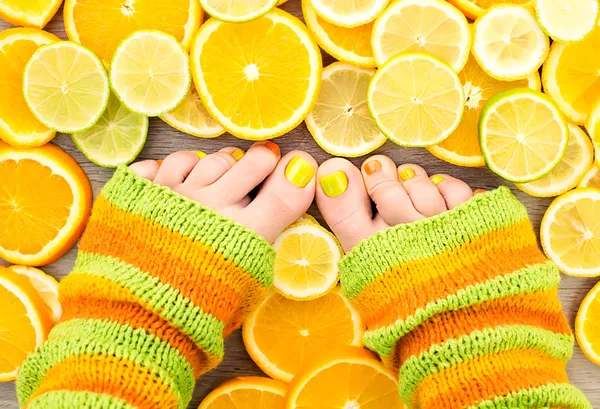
[0,0,62,29]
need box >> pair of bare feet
[130,142,477,252]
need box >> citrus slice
[541,188,600,277]
[473,5,549,81]
[0,28,58,148]
[309,0,389,28]
[9,266,61,323]
[191,9,322,140]
[576,281,600,365]
[0,266,53,381]
[587,100,600,160]
[198,377,287,409]
[535,0,599,42]
[286,349,405,409]
[0,0,62,28]
[110,31,191,117]
[160,87,225,139]
[368,53,464,147]
[200,0,278,23]
[243,290,363,382]
[579,165,600,189]
[64,0,202,65]
[479,88,568,183]
[427,54,540,167]
[302,0,375,68]
[23,41,110,134]
[72,93,149,168]
[542,26,600,125]
[273,223,343,300]
[293,213,320,226]
[0,142,93,266]
[517,124,594,197]
[372,0,471,72]
[447,0,534,20]
[306,63,386,158]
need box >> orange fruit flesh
[582,293,600,358]
[201,378,287,409]
[0,0,62,28]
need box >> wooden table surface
[1,2,599,408]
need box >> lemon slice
[200,0,279,22]
[535,0,599,42]
[517,124,594,197]
[22,42,109,134]
[160,87,225,138]
[579,165,600,189]
[541,188,600,277]
[372,0,471,71]
[480,88,568,183]
[273,223,343,301]
[576,281,600,366]
[587,100,600,160]
[368,53,464,147]
[306,63,386,158]
[110,31,190,117]
[473,5,549,81]
[191,9,322,140]
[447,0,534,20]
[309,0,389,28]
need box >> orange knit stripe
[29,354,179,409]
[59,273,138,306]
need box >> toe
[242,150,317,243]
[183,148,239,188]
[433,174,474,209]
[397,164,448,217]
[316,158,383,252]
[129,160,160,181]
[153,151,202,187]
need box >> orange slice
[447,0,534,20]
[576,280,600,366]
[0,266,53,381]
[243,290,363,382]
[0,0,62,28]
[9,266,61,323]
[0,142,93,266]
[198,377,287,409]
[0,28,59,148]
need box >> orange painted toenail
[364,160,382,175]
[195,151,207,159]
[265,141,280,156]
[399,168,415,181]
[231,149,245,161]
[431,175,445,185]
[156,160,163,165]
[474,189,487,195]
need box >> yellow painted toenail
[195,151,207,159]
[285,156,314,188]
[431,175,445,185]
[320,171,348,198]
[231,149,245,161]
[399,168,415,181]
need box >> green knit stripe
[363,262,560,356]
[340,187,530,300]
[17,319,194,409]
[27,391,137,409]
[102,165,275,287]
[73,251,225,358]
[400,325,575,402]
[469,383,592,409]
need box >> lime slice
[22,41,109,134]
[200,0,279,22]
[480,88,568,183]
[72,93,148,168]
[160,87,225,138]
[110,30,191,117]
[535,0,598,42]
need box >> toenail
[474,189,487,195]
[431,175,445,185]
[265,141,280,156]
[195,151,207,159]
[364,160,382,175]
[399,167,416,181]
[156,159,163,165]
[285,156,315,188]
[320,171,348,198]
[231,149,245,161]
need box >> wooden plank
[1,1,599,407]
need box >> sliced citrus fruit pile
[541,188,600,277]
[306,63,386,158]
[64,0,201,65]
[473,5,548,81]
[23,41,110,134]
[479,88,568,183]
[0,0,62,29]
[372,0,471,71]
[448,0,533,19]
[0,142,92,266]
[200,0,279,23]
[0,266,53,381]
[243,290,363,382]
[535,0,599,42]
[576,281,600,366]
[160,88,225,139]
[198,377,287,409]
[310,0,389,28]
[9,265,61,323]
[191,9,322,140]
[368,53,464,147]
[579,165,600,189]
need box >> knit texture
[340,187,591,409]
[17,166,275,409]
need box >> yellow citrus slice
[368,53,464,147]
[64,0,201,65]
[0,28,58,148]
[535,0,599,42]
[200,0,278,23]
[372,0,471,71]
[517,124,594,197]
[542,26,600,125]
[576,280,600,366]
[541,188,600,277]
[427,53,540,167]
[191,9,322,140]
[306,63,386,158]
[309,0,389,28]
[9,265,61,323]
[243,290,363,382]
[447,0,534,20]
[586,99,600,161]
[473,5,549,81]
[302,0,375,68]
[579,165,600,189]
[0,0,62,28]
[292,213,320,226]
[198,377,287,409]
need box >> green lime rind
[479,88,569,183]
[200,0,279,23]
[71,93,149,168]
